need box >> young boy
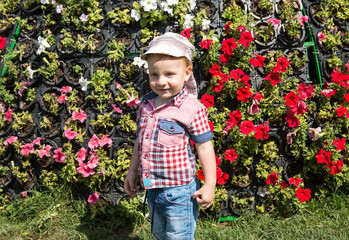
[124,32,216,240]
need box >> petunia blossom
[284,91,300,108]
[335,105,349,118]
[60,86,72,94]
[4,107,12,121]
[54,148,66,163]
[200,39,213,49]
[64,129,78,140]
[37,36,51,55]
[72,109,87,123]
[266,171,279,185]
[298,15,309,26]
[289,177,303,186]
[125,94,141,107]
[254,122,270,140]
[216,167,229,185]
[79,77,90,91]
[131,9,141,21]
[264,71,282,86]
[318,32,326,42]
[76,147,87,163]
[321,88,336,98]
[333,138,346,151]
[111,104,123,114]
[3,136,17,146]
[236,86,252,103]
[56,4,63,13]
[77,162,95,177]
[180,28,191,39]
[38,145,53,158]
[329,160,344,175]
[140,0,157,12]
[0,36,6,49]
[224,149,238,163]
[238,31,254,48]
[200,94,214,108]
[88,135,100,149]
[248,99,260,115]
[57,94,67,103]
[285,112,300,128]
[239,120,255,136]
[99,135,113,148]
[21,143,35,156]
[87,155,99,169]
[308,127,322,141]
[88,193,99,204]
[296,187,311,202]
[32,137,42,146]
[202,19,211,30]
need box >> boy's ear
[184,65,192,82]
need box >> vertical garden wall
[0,0,348,218]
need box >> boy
[124,32,216,240]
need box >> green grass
[1,186,349,240]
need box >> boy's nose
[157,75,167,85]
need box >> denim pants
[146,177,200,240]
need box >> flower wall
[0,0,348,217]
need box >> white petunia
[161,2,173,15]
[166,0,178,6]
[27,65,34,79]
[36,36,51,55]
[41,0,50,4]
[202,19,211,30]
[188,0,196,10]
[183,14,194,29]
[56,4,63,14]
[140,0,157,12]
[79,77,90,91]
[132,57,147,68]
[131,9,141,21]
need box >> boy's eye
[166,73,173,76]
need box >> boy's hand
[124,171,139,198]
[192,184,215,209]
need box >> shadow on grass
[76,193,148,240]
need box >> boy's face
[147,54,192,102]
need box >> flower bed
[0,0,348,217]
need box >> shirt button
[145,135,149,139]
[150,114,154,118]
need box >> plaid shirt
[137,88,212,189]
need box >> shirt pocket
[158,120,185,147]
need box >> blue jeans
[146,177,200,240]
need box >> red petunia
[297,83,315,100]
[254,92,264,101]
[225,149,238,163]
[200,39,213,49]
[219,52,231,65]
[280,181,288,190]
[250,54,265,68]
[284,91,301,108]
[321,88,336,98]
[329,160,344,175]
[200,94,215,108]
[0,36,6,50]
[236,86,252,103]
[221,37,237,55]
[285,112,300,128]
[266,171,279,185]
[209,63,221,77]
[290,100,309,115]
[264,71,282,86]
[239,120,255,136]
[212,79,225,92]
[224,22,232,35]
[215,155,221,166]
[296,187,311,202]
[289,177,303,186]
[344,93,349,103]
[180,28,191,39]
[216,167,229,185]
[254,122,270,139]
[197,169,205,181]
[208,121,214,132]
[333,138,346,151]
[273,57,290,73]
[335,105,349,118]
[229,68,245,81]
[225,110,242,129]
[238,31,254,48]
[316,148,332,168]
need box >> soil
[254,23,275,43]
[93,58,115,75]
[20,16,41,36]
[250,2,274,18]
[40,115,60,137]
[18,38,37,58]
[223,0,245,11]
[18,121,34,136]
[92,32,106,53]
[91,124,113,136]
[286,160,304,179]
[113,31,132,49]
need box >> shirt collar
[143,88,189,107]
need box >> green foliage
[90,112,115,130]
[12,111,34,131]
[118,113,137,134]
[107,40,125,62]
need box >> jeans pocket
[164,188,189,206]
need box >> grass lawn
[1,186,348,240]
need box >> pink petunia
[3,136,18,146]
[4,107,12,122]
[87,193,99,204]
[87,155,99,169]
[318,32,326,42]
[298,15,309,26]
[80,13,88,22]
[57,94,67,103]
[88,135,100,149]
[38,145,53,158]
[99,135,112,148]
[21,143,35,156]
[111,104,123,114]
[77,162,95,177]
[64,128,78,140]
[125,94,141,107]
[60,86,72,94]
[248,99,260,115]
[54,148,66,163]
[72,109,87,123]
[76,147,87,163]
[32,137,42,146]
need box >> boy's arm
[124,136,140,198]
[192,140,216,208]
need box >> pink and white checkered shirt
[137,88,212,189]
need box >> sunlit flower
[202,19,211,30]
[3,136,17,146]
[38,145,53,158]
[183,14,194,29]
[37,36,51,55]
[64,129,78,140]
[161,2,173,15]
[318,32,326,42]
[289,177,303,186]
[72,109,87,123]
[225,149,238,163]
[308,127,322,141]
[56,4,63,14]
[111,104,123,114]
[21,143,35,156]
[140,0,157,12]
[60,86,72,94]
[77,162,95,177]
[333,138,346,151]
[239,120,255,136]
[4,107,12,121]
[125,94,141,107]
[131,9,141,21]
[298,15,309,26]
[76,147,87,164]
[266,171,279,185]
[32,137,42,146]
[133,56,147,68]
[99,135,113,148]
[0,36,6,50]
[200,94,214,108]
[57,94,67,103]
[88,135,100,149]
[41,0,50,4]
[296,187,311,202]
[79,77,90,91]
